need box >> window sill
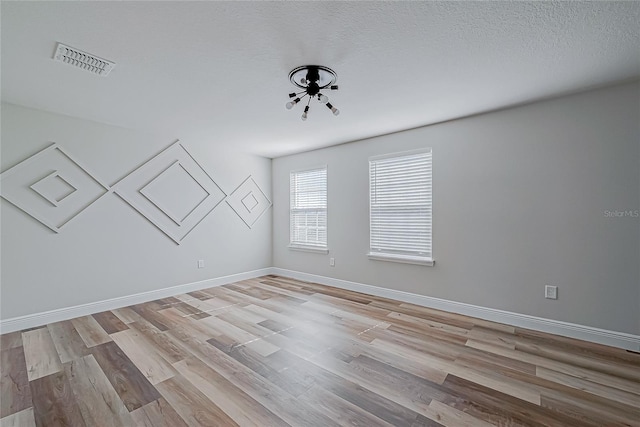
[288,245,329,254]
[367,253,434,266]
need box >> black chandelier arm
[301,99,311,121]
[289,90,306,98]
[286,92,311,110]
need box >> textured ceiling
[2,1,639,158]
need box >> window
[369,149,433,265]
[289,167,328,252]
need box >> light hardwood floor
[1,275,639,426]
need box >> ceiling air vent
[53,43,115,76]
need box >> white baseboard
[2,266,638,352]
[0,268,272,334]
[271,268,640,352]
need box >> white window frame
[289,166,328,254]
[368,148,433,266]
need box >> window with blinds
[290,167,328,251]
[369,149,433,265]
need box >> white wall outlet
[329,257,335,267]
[198,260,205,269]
[545,285,558,299]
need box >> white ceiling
[2,1,639,158]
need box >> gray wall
[273,81,640,335]
[1,103,272,319]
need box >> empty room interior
[1,1,639,426]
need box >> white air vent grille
[53,43,115,76]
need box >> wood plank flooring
[1,275,639,426]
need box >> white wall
[1,103,272,320]
[273,81,640,335]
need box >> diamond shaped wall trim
[139,161,211,226]
[112,140,226,244]
[0,143,109,232]
[1,140,271,242]
[226,175,272,229]
[29,171,78,207]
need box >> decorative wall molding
[0,143,109,232]
[271,268,640,352]
[1,140,272,242]
[226,175,272,229]
[0,268,272,334]
[1,138,276,333]
[112,141,226,244]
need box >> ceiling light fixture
[286,65,339,120]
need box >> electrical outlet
[329,257,335,267]
[545,285,558,300]
[198,260,205,269]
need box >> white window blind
[369,149,432,264]
[290,167,327,250]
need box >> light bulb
[301,112,307,121]
[286,97,301,110]
[319,94,328,103]
[300,78,307,85]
